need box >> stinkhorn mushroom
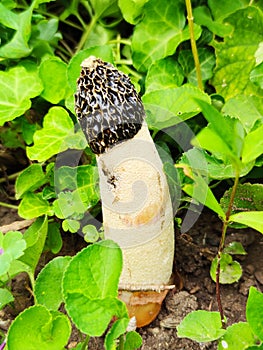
[75,56,175,327]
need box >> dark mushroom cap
[75,56,145,155]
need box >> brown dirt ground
[0,195,262,350]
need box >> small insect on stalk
[75,56,175,327]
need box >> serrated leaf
[18,193,51,219]
[229,211,263,233]
[246,287,263,341]
[145,57,184,93]
[210,253,242,284]
[35,256,71,310]
[15,164,47,199]
[242,124,263,163]
[218,322,257,350]
[0,66,43,126]
[39,57,68,104]
[63,240,127,336]
[177,310,225,342]
[0,288,14,309]
[26,106,85,162]
[132,0,201,71]
[212,6,263,99]
[6,305,71,350]
[67,46,114,91]
[142,85,210,129]
[62,219,80,233]
[222,95,263,133]
[83,224,100,243]
[178,48,216,85]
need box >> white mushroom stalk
[75,56,175,327]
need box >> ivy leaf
[88,0,120,19]
[142,85,210,129]
[132,0,201,71]
[145,57,184,93]
[18,193,52,219]
[6,305,71,350]
[26,107,86,162]
[0,3,33,58]
[15,164,47,199]
[178,48,216,86]
[177,310,225,342]
[212,7,263,99]
[193,6,232,37]
[118,0,147,24]
[208,0,251,22]
[250,62,263,89]
[39,57,68,104]
[222,95,263,133]
[0,66,43,126]
[210,253,242,284]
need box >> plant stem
[0,201,18,210]
[118,334,125,350]
[185,0,203,91]
[81,335,90,350]
[216,172,240,326]
[76,15,98,53]
[0,171,22,184]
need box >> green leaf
[222,95,263,133]
[63,240,127,336]
[44,222,62,254]
[15,164,47,199]
[0,288,14,310]
[118,0,147,24]
[0,3,33,58]
[142,85,210,129]
[178,48,216,85]
[39,57,68,104]
[242,124,263,163]
[224,242,247,255]
[208,0,250,22]
[132,0,201,71]
[83,224,100,243]
[53,191,86,220]
[218,322,258,350]
[88,0,120,18]
[193,6,232,37]
[35,256,71,310]
[104,318,129,349]
[246,287,263,341]
[62,219,80,233]
[18,193,52,219]
[229,211,263,233]
[124,331,143,350]
[212,7,263,99]
[210,253,242,284]
[0,231,26,276]
[250,62,263,89]
[221,183,263,214]
[0,66,43,126]
[6,305,71,350]
[67,46,114,91]
[27,107,86,162]
[145,57,184,93]
[20,216,48,274]
[177,310,225,342]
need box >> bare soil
[0,197,262,349]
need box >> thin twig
[0,219,35,233]
[0,201,18,210]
